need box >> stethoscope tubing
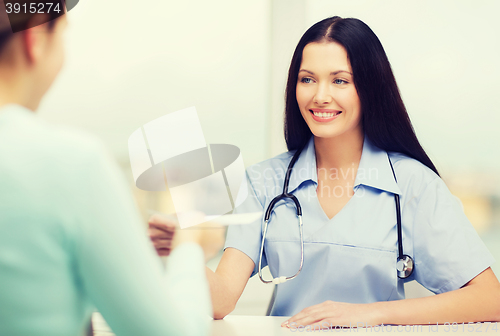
[258,139,414,285]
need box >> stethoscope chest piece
[258,143,416,285]
[396,255,414,279]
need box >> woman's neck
[0,49,41,111]
[314,129,364,170]
[0,74,38,111]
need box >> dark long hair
[0,1,63,54]
[284,16,439,176]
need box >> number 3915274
[5,2,61,14]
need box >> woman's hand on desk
[282,300,381,329]
[148,214,226,260]
[282,270,500,328]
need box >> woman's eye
[300,77,314,84]
[333,79,347,85]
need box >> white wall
[39,0,499,176]
[39,0,271,168]
[270,0,500,176]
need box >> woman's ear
[21,15,51,64]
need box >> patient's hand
[149,214,176,256]
[148,213,225,260]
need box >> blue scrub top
[225,136,494,316]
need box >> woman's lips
[309,109,342,122]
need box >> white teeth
[311,111,341,118]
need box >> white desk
[93,313,500,336]
[211,316,500,336]
[211,315,289,335]
[92,314,290,335]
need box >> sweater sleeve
[72,141,211,336]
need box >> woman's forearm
[374,271,500,325]
[205,248,255,319]
[205,267,237,319]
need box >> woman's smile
[310,108,342,122]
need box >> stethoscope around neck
[257,142,414,285]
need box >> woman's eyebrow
[331,70,352,75]
[299,69,352,75]
[299,69,315,75]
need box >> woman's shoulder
[0,105,112,187]
[387,151,441,197]
[246,150,294,177]
[1,105,104,157]
[243,150,300,194]
[388,151,438,179]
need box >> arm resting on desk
[285,268,500,328]
[206,248,255,319]
[376,267,500,324]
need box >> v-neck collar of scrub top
[286,136,402,196]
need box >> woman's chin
[308,126,343,139]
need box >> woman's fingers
[148,214,177,231]
[147,213,227,260]
[149,221,176,232]
[148,214,176,241]
[152,238,172,249]
[157,248,171,257]
[149,226,174,239]
[285,308,324,327]
[282,301,377,330]
[152,239,173,257]
[148,214,177,256]
[283,301,335,328]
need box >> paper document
[204,212,263,226]
[148,210,262,227]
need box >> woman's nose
[313,83,333,105]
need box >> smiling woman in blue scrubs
[150,16,500,326]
